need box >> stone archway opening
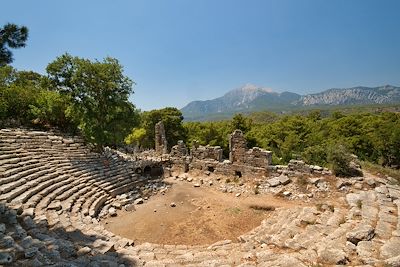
[143,166,152,176]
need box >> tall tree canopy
[134,107,186,149]
[0,23,28,66]
[46,54,139,147]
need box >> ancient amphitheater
[1,128,400,266]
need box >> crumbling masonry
[167,127,273,177]
[155,121,168,155]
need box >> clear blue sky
[3,0,400,110]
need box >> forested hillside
[183,112,400,172]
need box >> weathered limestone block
[346,224,375,245]
[381,237,400,259]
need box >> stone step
[34,177,76,212]
[61,186,92,212]
[56,183,87,202]
[7,172,64,204]
[0,163,48,186]
[109,179,141,197]
[0,162,49,179]
[71,187,102,214]
[82,191,107,216]
[89,194,109,217]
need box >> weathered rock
[77,246,91,256]
[0,250,13,265]
[134,198,144,205]
[309,177,321,185]
[313,165,323,171]
[375,185,389,194]
[346,193,361,207]
[0,236,14,248]
[47,201,62,211]
[318,248,348,265]
[267,177,281,187]
[365,178,376,187]
[24,247,38,258]
[277,175,291,185]
[20,236,34,249]
[125,204,136,212]
[112,202,122,209]
[381,237,400,259]
[385,255,400,267]
[346,224,375,245]
[109,207,117,217]
[21,208,34,218]
[336,179,352,189]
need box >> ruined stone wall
[229,130,247,163]
[191,144,223,162]
[155,121,168,155]
[167,130,271,177]
[170,140,188,158]
[243,147,272,168]
[229,130,272,168]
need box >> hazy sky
[3,0,400,110]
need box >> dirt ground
[102,178,308,245]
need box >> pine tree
[0,23,29,66]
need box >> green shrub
[302,145,327,166]
[327,144,358,177]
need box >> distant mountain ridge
[181,84,400,120]
[297,85,400,106]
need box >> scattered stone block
[77,246,91,256]
[346,225,375,245]
[109,207,117,217]
[277,174,291,185]
[267,177,281,187]
[134,198,144,205]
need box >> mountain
[296,85,400,106]
[181,84,301,119]
[181,84,400,121]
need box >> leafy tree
[28,90,73,129]
[139,107,186,149]
[125,127,147,148]
[46,53,138,147]
[231,113,252,133]
[0,23,28,66]
[0,65,16,86]
[307,110,322,121]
